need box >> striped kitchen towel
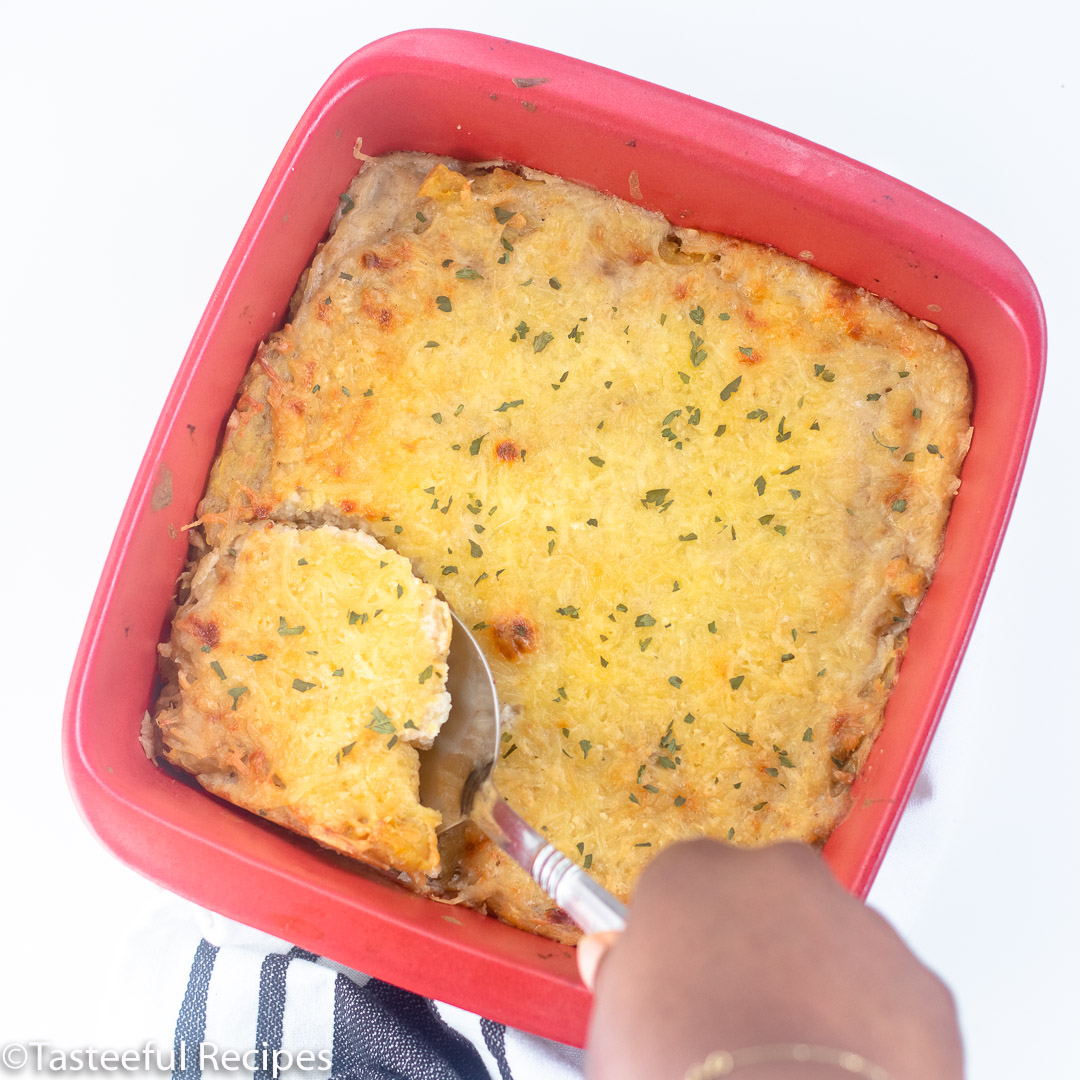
[171,917,586,1080]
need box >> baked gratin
[155,152,972,942]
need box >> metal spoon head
[418,611,501,832]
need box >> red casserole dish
[63,28,1045,1045]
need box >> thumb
[576,930,620,992]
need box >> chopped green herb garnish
[892,499,908,513]
[332,668,344,678]
[455,267,482,280]
[278,617,305,636]
[720,376,742,402]
[469,434,487,456]
[367,707,395,734]
[292,679,316,692]
[246,653,267,662]
[580,739,592,759]
[668,676,683,688]
[442,565,458,575]
[589,456,605,468]
[493,206,515,224]
[436,295,452,312]
[689,305,705,324]
[210,660,226,680]
[557,605,580,618]
[227,686,247,710]
[754,475,766,496]
[495,399,524,412]
[689,331,708,367]
[418,665,434,684]
[729,675,745,691]
[533,331,554,353]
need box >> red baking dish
[63,29,1045,1045]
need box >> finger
[576,930,620,991]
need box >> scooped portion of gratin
[156,521,451,883]
[156,152,971,942]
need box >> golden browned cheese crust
[163,153,971,941]
[156,521,451,885]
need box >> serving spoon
[419,612,628,935]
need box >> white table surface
[2,2,1076,1076]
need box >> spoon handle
[479,789,628,935]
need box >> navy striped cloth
[171,928,586,1080]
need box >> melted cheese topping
[157,522,451,880]
[179,154,971,938]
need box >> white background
[1,1,1076,1076]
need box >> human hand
[579,840,962,1080]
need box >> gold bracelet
[683,1044,893,1080]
